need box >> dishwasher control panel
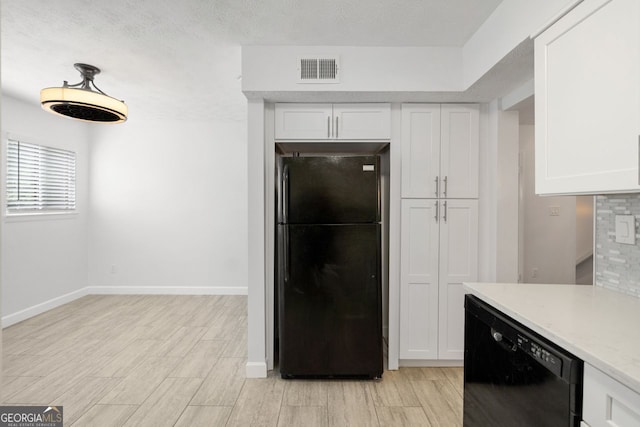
[516,333,562,376]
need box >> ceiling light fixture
[40,63,127,123]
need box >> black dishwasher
[464,295,583,427]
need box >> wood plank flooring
[1,295,462,426]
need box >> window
[7,138,76,213]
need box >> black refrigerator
[277,155,383,379]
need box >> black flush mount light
[40,63,127,123]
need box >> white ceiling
[1,0,503,123]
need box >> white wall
[478,102,520,283]
[478,103,497,282]
[246,98,266,377]
[496,110,520,282]
[242,46,463,94]
[463,0,581,87]
[88,116,248,294]
[1,94,90,325]
[520,124,576,284]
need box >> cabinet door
[440,104,479,199]
[333,104,391,140]
[535,0,640,195]
[401,104,441,198]
[438,199,478,360]
[275,103,332,140]
[399,199,440,359]
[583,363,640,427]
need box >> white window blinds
[7,139,76,212]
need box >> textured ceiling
[1,0,502,122]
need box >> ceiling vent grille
[298,57,340,83]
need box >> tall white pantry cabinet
[399,104,479,361]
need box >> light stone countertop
[464,282,640,393]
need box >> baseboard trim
[246,361,268,378]
[399,359,463,368]
[2,287,88,328]
[86,286,249,295]
[3,286,249,328]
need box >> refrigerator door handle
[283,226,290,284]
[283,165,289,223]
[443,200,448,223]
[435,200,439,223]
[434,176,439,197]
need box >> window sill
[4,211,79,222]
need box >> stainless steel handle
[327,116,331,138]
[335,116,339,138]
[283,226,290,284]
[443,201,447,223]
[282,165,291,284]
[434,176,439,197]
[443,176,448,198]
[283,165,289,224]
[434,201,439,223]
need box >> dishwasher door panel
[463,295,582,427]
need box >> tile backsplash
[595,195,640,297]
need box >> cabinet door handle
[435,201,439,223]
[335,116,339,138]
[328,116,331,138]
[435,176,439,197]
[443,176,448,198]
[443,201,448,223]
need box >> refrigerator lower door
[278,223,382,379]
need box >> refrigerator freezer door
[278,223,382,378]
[281,156,380,224]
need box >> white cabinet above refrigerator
[535,0,640,195]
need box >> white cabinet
[401,104,479,199]
[274,103,333,139]
[275,103,391,140]
[437,199,478,359]
[399,199,478,360]
[399,199,439,359]
[399,103,479,361]
[583,363,640,427]
[535,0,640,195]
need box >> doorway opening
[516,100,594,285]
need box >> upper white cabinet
[401,104,479,199]
[275,103,391,140]
[535,0,640,195]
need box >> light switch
[615,215,636,245]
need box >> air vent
[297,57,340,83]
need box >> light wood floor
[1,295,462,426]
